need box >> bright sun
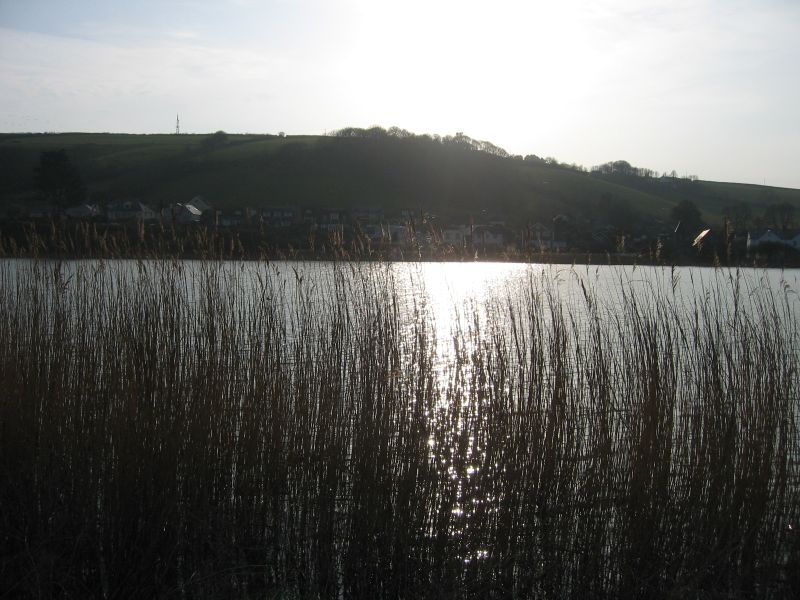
[345,0,596,145]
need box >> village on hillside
[4,193,800,262]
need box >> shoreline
[2,250,798,269]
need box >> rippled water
[3,258,799,595]
[5,258,799,366]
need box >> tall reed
[0,259,797,598]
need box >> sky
[1,0,798,188]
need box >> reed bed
[0,259,798,599]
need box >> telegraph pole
[175,114,180,135]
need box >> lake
[2,259,799,597]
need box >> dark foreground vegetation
[1,257,799,598]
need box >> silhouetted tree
[764,202,796,230]
[600,193,636,231]
[722,201,752,231]
[34,149,85,209]
[591,159,656,178]
[387,126,412,139]
[672,199,704,239]
[364,126,388,139]
[612,160,633,176]
[777,202,796,229]
[201,130,229,150]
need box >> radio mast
[175,114,180,135]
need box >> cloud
[0,26,345,133]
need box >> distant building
[309,209,348,232]
[525,222,552,251]
[64,204,102,219]
[360,224,387,245]
[590,226,616,248]
[261,207,299,227]
[748,229,800,251]
[388,224,411,246]
[351,207,384,224]
[472,224,514,250]
[220,209,246,227]
[188,196,212,213]
[441,226,469,246]
[161,203,202,224]
[106,201,157,222]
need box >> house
[388,224,411,246]
[188,196,212,213]
[321,209,342,225]
[529,222,551,237]
[351,207,384,224]
[472,224,514,250]
[106,201,157,222]
[360,224,387,245]
[524,222,560,251]
[747,229,800,251]
[310,209,349,232]
[65,204,102,219]
[261,207,299,227]
[161,203,202,224]
[441,226,469,246]
[220,209,246,227]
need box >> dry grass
[0,259,798,599]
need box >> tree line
[332,126,512,158]
[591,159,698,181]
[722,198,797,231]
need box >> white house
[747,229,800,251]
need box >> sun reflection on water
[391,261,535,384]
[387,262,538,556]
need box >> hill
[1,130,798,236]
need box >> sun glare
[348,1,594,141]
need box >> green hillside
[1,131,798,233]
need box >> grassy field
[1,258,798,598]
[3,132,799,229]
